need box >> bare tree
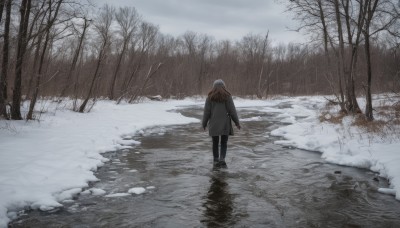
[60,12,91,98]
[27,0,63,120]
[255,32,271,98]
[109,6,139,100]
[196,34,212,94]
[25,0,49,98]
[363,0,400,120]
[128,62,163,103]
[0,0,11,119]
[0,0,4,22]
[332,0,348,111]
[127,22,159,102]
[11,0,32,120]
[238,33,270,96]
[286,0,374,113]
[117,21,158,103]
[363,0,379,120]
[79,4,114,112]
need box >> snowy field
[1,95,399,227]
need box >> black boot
[218,159,227,169]
[213,158,220,168]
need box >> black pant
[212,135,228,161]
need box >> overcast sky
[95,0,305,45]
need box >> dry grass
[320,98,400,141]
[319,111,346,124]
[319,101,347,124]
[351,114,387,133]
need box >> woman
[202,79,240,167]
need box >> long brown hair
[208,86,231,102]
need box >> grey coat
[202,96,240,136]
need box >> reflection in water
[202,171,235,227]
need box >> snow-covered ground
[0,98,201,227]
[1,95,399,227]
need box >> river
[10,105,400,228]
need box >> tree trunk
[26,0,63,119]
[1,0,11,100]
[0,0,11,119]
[364,31,373,120]
[60,17,89,98]
[27,31,50,120]
[364,0,379,121]
[25,2,48,98]
[318,0,346,110]
[342,0,368,114]
[79,44,106,113]
[109,39,128,100]
[257,65,264,99]
[333,0,347,112]
[317,0,329,60]
[0,0,4,23]
[26,35,43,98]
[116,48,145,104]
[348,47,361,113]
[11,0,31,120]
[343,0,356,112]
[128,63,162,103]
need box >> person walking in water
[202,79,241,168]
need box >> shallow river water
[10,105,400,228]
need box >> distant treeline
[0,0,399,120]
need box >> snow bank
[0,98,199,227]
[270,95,400,201]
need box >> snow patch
[240,116,262,122]
[378,188,396,196]
[128,187,146,195]
[89,188,106,196]
[104,193,130,198]
[56,188,82,201]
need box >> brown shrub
[319,111,346,124]
[351,114,386,133]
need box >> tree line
[0,0,399,121]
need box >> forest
[0,0,399,120]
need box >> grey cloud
[96,0,304,43]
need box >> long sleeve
[202,98,211,129]
[226,96,240,127]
